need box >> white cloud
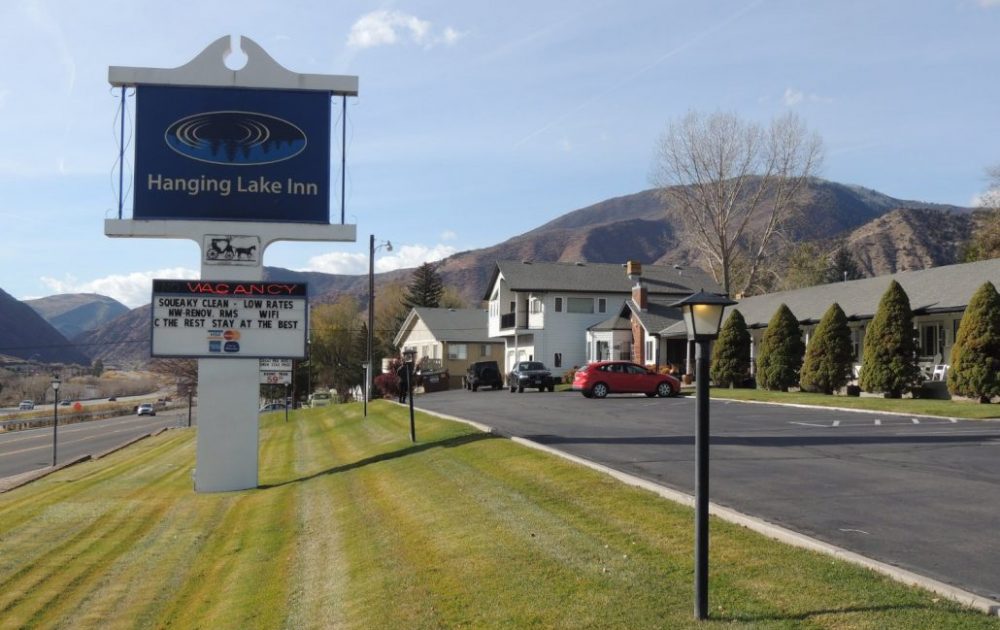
[300,242,458,275]
[440,230,457,241]
[782,86,832,107]
[376,244,457,272]
[300,251,368,275]
[346,10,463,49]
[39,267,198,308]
[972,188,1000,208]
[782,87,804,106]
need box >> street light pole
[367,234,392,417]
[672,290,736,621]
[403,349,416,442]
[51,375,61,467]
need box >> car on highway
[59,399,72,406]
[507,361,556,393]
[572,361,680,399]
[18,400,34,410]
[259,402,287,413]
[465,360,503,391]
[136,403,156,416]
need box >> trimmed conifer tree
[858,280,921,397]
[756,304,804,391]
[710,309,751,387]
[947,281,1000,403]
[799,303,853,394]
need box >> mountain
[73,304,151,369]
[401,179,972,306]
[843,207,975,276]
[0,288,91,365]
[25,293,129,339]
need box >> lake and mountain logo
[164,111,307,165]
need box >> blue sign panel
[134,85,331,223]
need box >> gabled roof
[588,314,631,332]
[393,307,495,346]
[729,258,1000,329]
[624,298,685,335]
[482,260,722,300]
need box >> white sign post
[106,36,358,492]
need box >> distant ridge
[25,293,129,339]
[0,288,90,364]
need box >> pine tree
[710,309,751,388]
[799,303,853,394]
[756,304,804,391]
[403,262,444,309]
[947,281,1000,403]
[858,280,921,397]
[826,245,863,283]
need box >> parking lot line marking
[832,420,840,427]
[949,418,958,423]
[790,421,828,428]
[911,418,920,424]
[875,419,881,426]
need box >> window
[554,352,562,368]
[480,344,490,357]
[555,297,563,312]
[645,340,653,361]
[448,344,468,360]
[567,297,594,314]
[596,340,609,361]
[529,297,542,313]
[598,298,607,313]
[509,301,516,314]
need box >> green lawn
[706,387,1000,419]
[1,403,996,629]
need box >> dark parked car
[572,361,680,398]
[508,361,555,393]
[465,360,503,391]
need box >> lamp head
[385,241,393,252]
[671,290,737,341]
[51,375,61,391]
[402,349,415,364]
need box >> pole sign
[151,279,308,358]
[134,85,331,223]
[259,358,293,385]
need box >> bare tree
[653,111,823,296]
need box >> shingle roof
[729,258,1000,328]
[629,298,685,335]
[404,308,493,343]
[484,260,721,300]
[589,314,631,332]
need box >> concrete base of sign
[195,358,260,492]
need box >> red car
[572,361,680,398]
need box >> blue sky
[1,0,998,307]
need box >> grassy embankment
[0,402,996,629]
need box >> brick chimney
[627,260,647,310]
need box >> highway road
[0,407,195,479]
[414,388,1000,602]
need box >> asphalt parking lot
[414,388,1000,602]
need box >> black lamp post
[51,375,61,467]
[672,290,736,620]
[361,360,370,416]
[367,235,393,417]
[403,349,416,442]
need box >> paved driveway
[414,388,1000,601]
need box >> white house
[484,260,721,374]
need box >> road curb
[0,454,91,494]
[708,396,968,422]
[0,426,175,493]
[419,406,1000,617]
